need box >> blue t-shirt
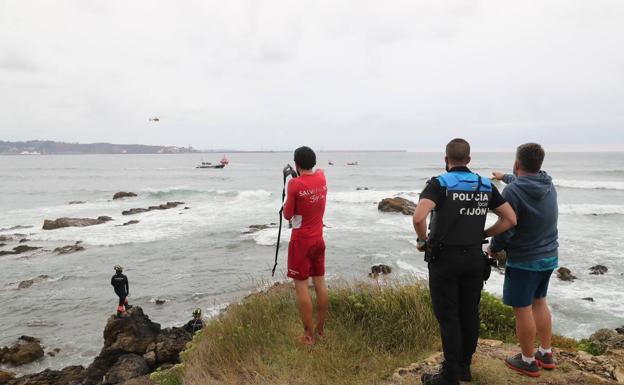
[507,256,558,272]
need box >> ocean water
[1,152,623,374]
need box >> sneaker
[459,366,472,382]
[421,372,460,385]
[535,350,556,370]
[505,353,540,377]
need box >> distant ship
[196,158,226,169]
[346,161,359,166]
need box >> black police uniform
[420,166,506,381]
[111,273,129,307]
[184,318,205,334]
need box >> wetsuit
[111,273,129,312]
[184,318,205,334]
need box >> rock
[0,245,41,256]
[582,297,595,302]
[589,265,608,275]
[6,366,85,385]
[43,216,113,230]
[118,376,154,385]
[154,299,166,305]
[102,354,150,384]
[54,243,85,255]
[378,197,416,216]
[617,327,624,335]
[0,338,44,366]
[17,275,50,289]
[145,327,191,367]
[244,223,277,234]
[0,235,13,242]
[0,243,5,248]
[123,220,140,226]
[47,347,61,357]
[589,328,624,351]
[0,370,15,384]
[491,250,507,268]
[369,264,392,278]
[18,336,41,343]
[113,192,138,200]
[18,239,28,243]
[356,187,369,191]
[557,267,577,281]
[122,202,184,216]
[69,201,86,204]
[614,366,624,383]
[479,339,504,347]
[184,207,190,210]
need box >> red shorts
[287,237,326,280]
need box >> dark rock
[47,347,61,357]
[122,202,184,216]
[0,245,41,256]
[113,192,138,200]
[154,299,166,305]
[244,223,278,234]
[43,216,113,230]
[17,275,50,289]
[0,338,44,366]
[69,201,86,204]
[183,207,190,210]
[54,243,85,255]
[369,264,392,278]
[0,243,5,247]
[0,235,12,242]
[18,336,41,343]
[18,239,28,243]
[0,370,15,384]
[356,187,369,191]
[143,327,191,368]
[616,326,624,335]
[122,220,140,226]
[378,197,416,216]
[589,328,624,350]
[102,354,149,384]
[5,366,85,385]
[490,250,507,268]
[589,265,608,275]
[557,267,576,281]
[582,297,595,302]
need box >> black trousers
[428,247,484,379]
[115,290,127,306]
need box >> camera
[283,164,298,179]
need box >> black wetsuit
[184,318,204,334]
[111,273,129,306]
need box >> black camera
[283,164,298,179]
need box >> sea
[1,152,623,374]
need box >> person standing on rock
[184,308,205,334]
[413,138,517,385]
[489,143,559,377]
[283,146,328,345]
[111,265,131,316]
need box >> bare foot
[299,334,315,346]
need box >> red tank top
[283,170,327,240]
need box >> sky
[1,0,623,151]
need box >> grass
[154,279,587,385]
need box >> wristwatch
[417,238,428,248]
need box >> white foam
[559,204,624,216]
[329,190,420,204]
[249,227,292,246]
[555,179,624,191]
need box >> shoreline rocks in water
[54,242,85,255]
[369,264,392,278]
[113,192,137,200]
[0,245,41,257]
[68,201,86,205]
[378,197,416,216]
[244,223,277,234]
[17,275,50,289]
[43,216,113,230]
[0,336,44,367]
[122,220,140,226]
[589,265,609,275]
[557,267,577,281]
[121,202,184,216]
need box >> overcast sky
[1,1,623,151]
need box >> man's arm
[413,199,436,251]
[282,180,297,220]
[492,171,516,184]
[484,202,517,237]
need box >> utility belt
[425,239,496,282]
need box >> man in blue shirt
[490,143,559,378]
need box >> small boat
[346,161,359,166]
[220,155,229,166]
[196,161,212,169]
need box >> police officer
[413,138,517,385]
[184,308,205,334]
[111,265,131,316]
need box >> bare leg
[294,279,314,343]
[312,276,329,337]
[532,298,552,349]
[513,305,536,357]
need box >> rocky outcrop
[590,265,609,275]
[6,366,85,385]
[113,192,137,200]
[54,242,85,255]
[43,216,113,230]
[0,336,44,366]
[17,275,50,289]
[369,264,392,278]
[557,267,577,281]
[243,223,277,234]
[590,329,624,351]
[0,245,41,256]
[122,220,140,226]
[69,201,86,205]
[82,307,191,385]
[378,197,416,216]
[121,202,184,216]
[356,187,369,191]
[0,370,15,384]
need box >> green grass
[155,280,582,385]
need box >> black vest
[429,171,493,246]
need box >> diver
[184,308,205,334]
[111,265,131,316]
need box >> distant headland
[0,140,199,155]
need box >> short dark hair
[294,146,316,170]
[516,143,545,173]
[445,138,471,164]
